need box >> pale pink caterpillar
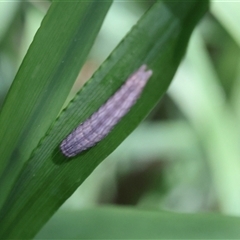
[60,65,153,157]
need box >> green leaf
[0,1,112,206]
[36,207,240,239]
[0,0,208,239]
[211,2,240,48]
[0,2,21,43]
[169,30,240,214]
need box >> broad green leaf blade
[0,1,208,239]
[0,2,112,206]
[36,207,240,239]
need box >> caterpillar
[60,65,153,157]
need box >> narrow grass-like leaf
[0,0,208,239]
[0,2,112,207]
[36,207,240,239]
[169,30,240,214]
[211,2,240,47]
